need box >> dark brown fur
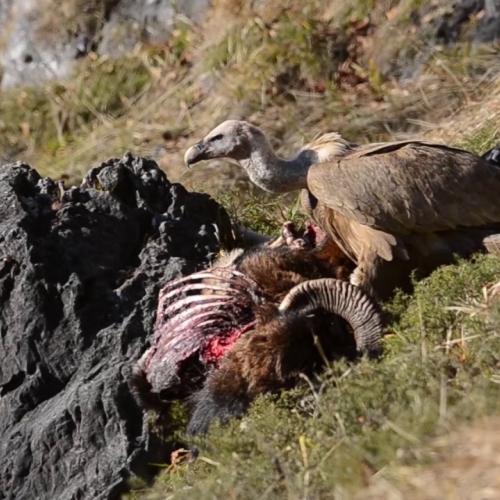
[131,236,356,433]
[131,239,355,434]
[187,245,356,434]
[187,303,356,434]
[234,243,352,302]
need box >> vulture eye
[208,134,223,142]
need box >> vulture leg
[349,251,385,299]
[353,231,500,301]
[350,251,418,301]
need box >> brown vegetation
[1,1,498,195]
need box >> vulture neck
[240,143,312,193]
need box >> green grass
[130,254,500,499]
[0,54,154,165]
[203,13,339,110]
[202,1,400,112]
[0,2,498,497]
[458,119,500,155]
[216,190,306,236]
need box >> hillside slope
[131,256,500,499]
[0,1,499,498]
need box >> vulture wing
[307,141,500,235]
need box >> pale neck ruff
[239,144,311,193]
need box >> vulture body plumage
[185,121,500,299]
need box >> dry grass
[82,41,499,194]
[431,75,500,153]
[2,0,498,193]
[35,0,112,43]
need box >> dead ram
[131,238,383,434]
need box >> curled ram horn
[278,278,383,355]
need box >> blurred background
[0,0,498,196]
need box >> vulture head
[184,120,264,166]
[185,120,331,192]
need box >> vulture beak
[184,142,208,168]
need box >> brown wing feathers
[308,142,500,235]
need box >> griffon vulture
[185,120,500,299]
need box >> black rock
[0,154,233,499]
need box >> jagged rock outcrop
[99,0,210,56]
[0,154,232,499]
[436,0,500,43]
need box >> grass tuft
[216,190,305,236]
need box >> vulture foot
[268,221,327,250]
[349,266,364,289]
[349,259,379,298]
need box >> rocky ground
[0,0,210,88]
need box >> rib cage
[138,267,264,394]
